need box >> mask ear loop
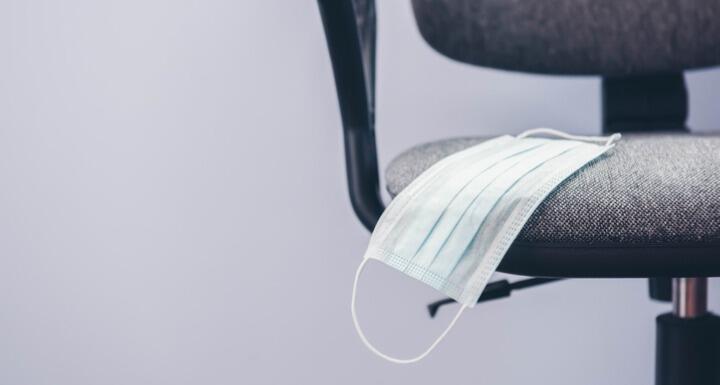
[351,258,466,364]
[518,128,621,147]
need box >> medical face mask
[351,128,621,364]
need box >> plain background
[1,1,719,384]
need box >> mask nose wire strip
[351,258,467,364]
[517,127,622,147]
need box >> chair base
[656,313,720,385]
[655,278,720,385]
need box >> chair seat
[385,133,720,277]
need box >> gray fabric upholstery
[386,133,720,247]
[411,0,720,75]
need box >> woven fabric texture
[385,133,720,247]
[411,0,720,75]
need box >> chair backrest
[412,0,720,76]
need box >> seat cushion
[386,133,720,277]
[411,0,720,75]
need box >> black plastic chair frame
[318,0,383,231]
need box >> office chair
[316,1,720,384]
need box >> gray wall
[1,1,719,384]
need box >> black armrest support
[318,0,384,231]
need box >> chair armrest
[318,0,384,231]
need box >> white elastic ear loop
[518,128,621,147]
[351,258,466,364]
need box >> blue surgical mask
[351,128,621,364]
